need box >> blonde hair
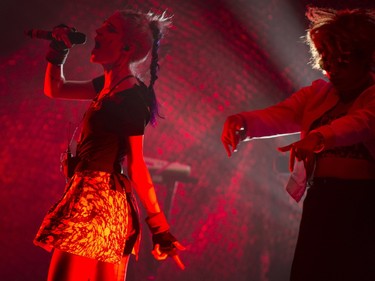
[116,9,172,125]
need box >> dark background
[1,0,374,280]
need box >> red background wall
[0,0,373,280]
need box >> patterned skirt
[34,170,138,264]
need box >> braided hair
[148,17,165,126]
[117,10,171,126]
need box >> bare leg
[116,256,130,281]
[47,249,96,281]
[94,255,130,281]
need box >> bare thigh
[94,255,130,281]
[47,249,97,281]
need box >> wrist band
[145,211,170,234]
[46,47,69,66]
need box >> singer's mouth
[94,41,101,49]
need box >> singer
[33,10,185,281]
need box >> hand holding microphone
[25,24,87,66]
[25,28,87,46]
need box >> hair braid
[148,21,162,126]
[117,10,171,126]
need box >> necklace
[65,74,135,166]
[92,74,134,108]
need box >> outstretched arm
[127,136,162,214]
[127,135,185,269]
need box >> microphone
[24,29,87,45]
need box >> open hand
[221,114,246,157]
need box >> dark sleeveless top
[75,76,150,173]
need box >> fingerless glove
[152,231,178,254]
[146,212,178,255]
[45,24,71,66]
